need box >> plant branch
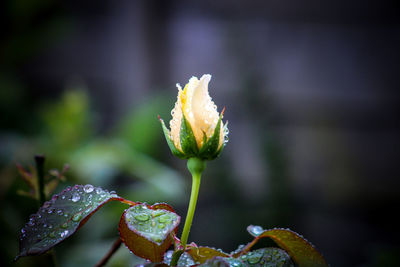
[34,155,46,206]
[94,238,122,267]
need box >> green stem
[34,155,59,267]
[180,158,206,249]
[34,155,46,207]
[180,170,201,249]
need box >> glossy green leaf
[119,203,180,262]
[243,226,328,267]
[164,250,196,266]
[198,256,245,267]
[188,246,230,264]
[16,185,126,260]
[239,248,293,267]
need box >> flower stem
[180,158,206,249]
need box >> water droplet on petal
[83,184,94,193]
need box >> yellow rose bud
[160,74,228,160]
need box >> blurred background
[1,0,399,266]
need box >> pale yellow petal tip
[200,74,212,82]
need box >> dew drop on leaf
[247,252,262,264]
[72,213,82,222]
[60,230,69,238]
[83,184,94,193]
[134,213,150,222]
[158,214,171,223]
[71,193,80,202]
[249,225,264,236]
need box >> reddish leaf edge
[118,203,180,262]
[15,190,137,261]
[232,227,328,267]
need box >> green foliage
[198,114,223,160]
[10,87,328,267]
[16,180,328,267]
[115,96,169,156]
[180,114,199,157]
[239,248,293,267]
[119,203,180,262]
[40,90,92,155]
[16,184,126,259]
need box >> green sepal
[214,122,228,157]
[180,113,199,157]
[199,114,223,160]
[159,117,186,159]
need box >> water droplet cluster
[124,204,180,245]
[200,256,245,267]
[18,184,118,257]
[240,248,294,267]
[163,250,196,266]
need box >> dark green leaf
[119,203,180,262]
[164,250,196,266]
[199,256,245,267]
[16,185,125,259]
[242,226,328,267]
[239,248,294,267]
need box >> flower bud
[160,74,228,160]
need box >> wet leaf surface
[243,226,328,267]
[164,250,196,266]
[187,246,230,264]
[17,184,125,259]
[119,203,180,262]
[198,256,244,267]
[239,248,293,267]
